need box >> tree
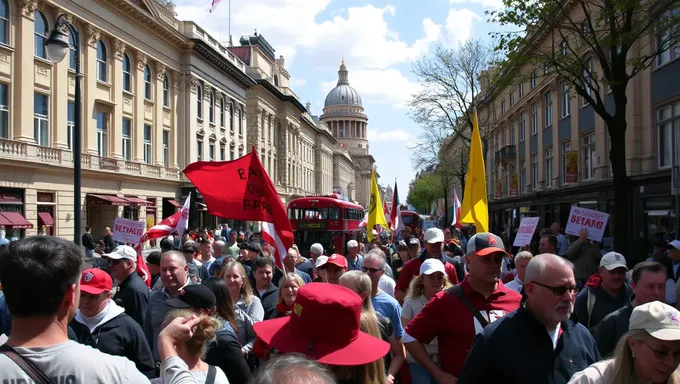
[409,39,501,222]
[406,174,444,214]
[490,0,680,252]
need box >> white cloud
[449,0,505,10]
[367,130,413,142]
[445,8,482,45]
[320,69,419,109]
[289,78,307,87]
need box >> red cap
[80,268,112,295]
[326,253,348,270]
[253,283,389,366]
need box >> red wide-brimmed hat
[253,282,390,366]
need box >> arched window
[197,85,203,119]
[163,74,169,107]
[219,97,225,127]
[68,30,77,70]
[209,91,215,124]
[229,101,234,130]
[143,64,152,100]
[122,54,131,92]
[34,11,48,59]
[238,106,243,135]
[274,75,279,86]
[0,0,8,45]
[96,41,107,82]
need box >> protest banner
[564,206,609,242]
[513,217,540,247]
[113,217,146,245]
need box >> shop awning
[1,212,34,229]
[89,194,132,206]
[168,199,182,208]
[196,202,207,211]
[125,197,154,206]
[0,213,11,227]
[38,212,54,227]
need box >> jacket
[566,241,601,281]
[567,359,615,383]
[256,283,279,319]
[113,271,150,330]
[593,297,634,358]
[573,274,632,332]
[205,321,252,384]
[70,301,155,378]
[459,305,600,384]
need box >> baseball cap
[310,243,324,256]
[326,254,348,270]
[466,233,509,257]
[253,283,390,365]
[146,251,161,266]
[600,252,628,270]
[103,245,137,262]
[315,255,329,269]
[80,268,113,295]
[166,285,216,310]
[419,259,446,276]
[629,301,680,341]
[668,240,680,250]
[347,240,359,248]
[408,237,420,247]
[424,228,445,244]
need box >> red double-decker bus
[287,196,365,257]
[401,210,425,232]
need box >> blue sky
[175,0,504,197]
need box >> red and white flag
[390,180,403,232]
[383,200,391,225]
[183,146,293,270]
[359,212,368,228]
[209,0,222,13]
[451,188,463,229]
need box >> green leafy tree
[490,0,680,252]
[407,174,445,214]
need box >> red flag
[390,181,403,231]
[383,200,390,224]
[452,188,463,229]
[183,146,293,270]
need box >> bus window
[401,215,414,224]
[328,208,341,220]
[294,231,332,257]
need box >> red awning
[89,194,132,206]
[125,197,154,206]
[168,199,182,208]
[38,212,54,227]
[1,212,34,229]
[0,213,11,227]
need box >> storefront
[0,188,33,239]
[37,192,56,236]
[630,171,674,248]
[86,194,157,239]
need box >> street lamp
[46,15,83,246]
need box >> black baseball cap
[466,233,509,257]
[146,251,161,266]
[166,285,216,310]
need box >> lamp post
[46,15,82,246]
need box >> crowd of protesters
[3,219,680,383]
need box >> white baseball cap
[310,243,324,256]
[315,255,329,269]
[423,228,445,244]
[668,240,680,250]
[103,245,137,262]
[347,240,359,248]
[600,252,627,270]
[419,259,446,276]
[630,301,680,341]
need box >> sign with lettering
[565,206,609,242]
[513,217,540,247]
[113,217,146,245]
[298,221,328,230]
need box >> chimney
[305,101,311,113]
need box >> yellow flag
[367,170,388,242]
[460,110,489,232]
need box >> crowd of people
[2,221,680,383]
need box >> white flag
[451,189,462,228]
[176,192,191,237]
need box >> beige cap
[629,301,680,341]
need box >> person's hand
[435,372,458,384]
[579,228,589,243]
[158,315,201,344]
[386,374,395,384]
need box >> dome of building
[324,60,362,108]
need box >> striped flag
[209,0,222,13]
[390,180,403,232]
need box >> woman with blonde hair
[340,270,406,384]
[569,301,680,384]
[221,261,263,357]
[269,272,304,319]
[402,258,452,384]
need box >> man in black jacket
[252,257,279,318]
[459,253,600,384]
[70,268,155,378]
[104,245,150,329]
[82,225,96,260]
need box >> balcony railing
[0,139,180,181]
[495,145,517,163]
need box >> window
[34,11,48,59]
[238,107,243,135]
[501,101,505,115]
[531,104,537,135]
[0,83,7,139]
[582,133,596,180]
[519,113,525,142]
[544,92,552,127]
[229,145,235,160]
[519,83,524,98]
[560,40,568,56]
[96,41,107,82]
[519,159,526,194]
[209,142,215,161]
[144,65,152,100]
[96,112,108,157]
[162,130,169,167]
[501,128,506,147]
[197,86,204,119]
[560,141,571,185]
[530,71,536,88]
[493,108,497,121]
[582,60,593,105]
[510,122,515,145]
[509,92,514,107]
[544,62,553,75]
[228,101,234,130]
[545,148,553,187]
[657,10,680,66]
[197,140,203,161]
[531,154,538,190]
[657,103,680,169]
[209,91,215,124]
[122,54,132,92]
[66,101,74,149]
[561,83,570,117]
[163,75,169,107]
[68,31,77,70]
[219,144,225,161]
[339,125,344,137]
[122,118,132,161]
[143,124,152,164]
[219,97,225,127]
[0,0,7,45]
[33,93,49,146]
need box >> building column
[134,53,148,162]
[82,26,101,155]
[154,62,166,166]
[111,40,125,159]
[52,16,71,149]
[172,73,180,168]
[14,3,37,142]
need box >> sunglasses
[531,281,577,296]
[641,339,680,361]
[108,259,124,266]
[362,267,383,274]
